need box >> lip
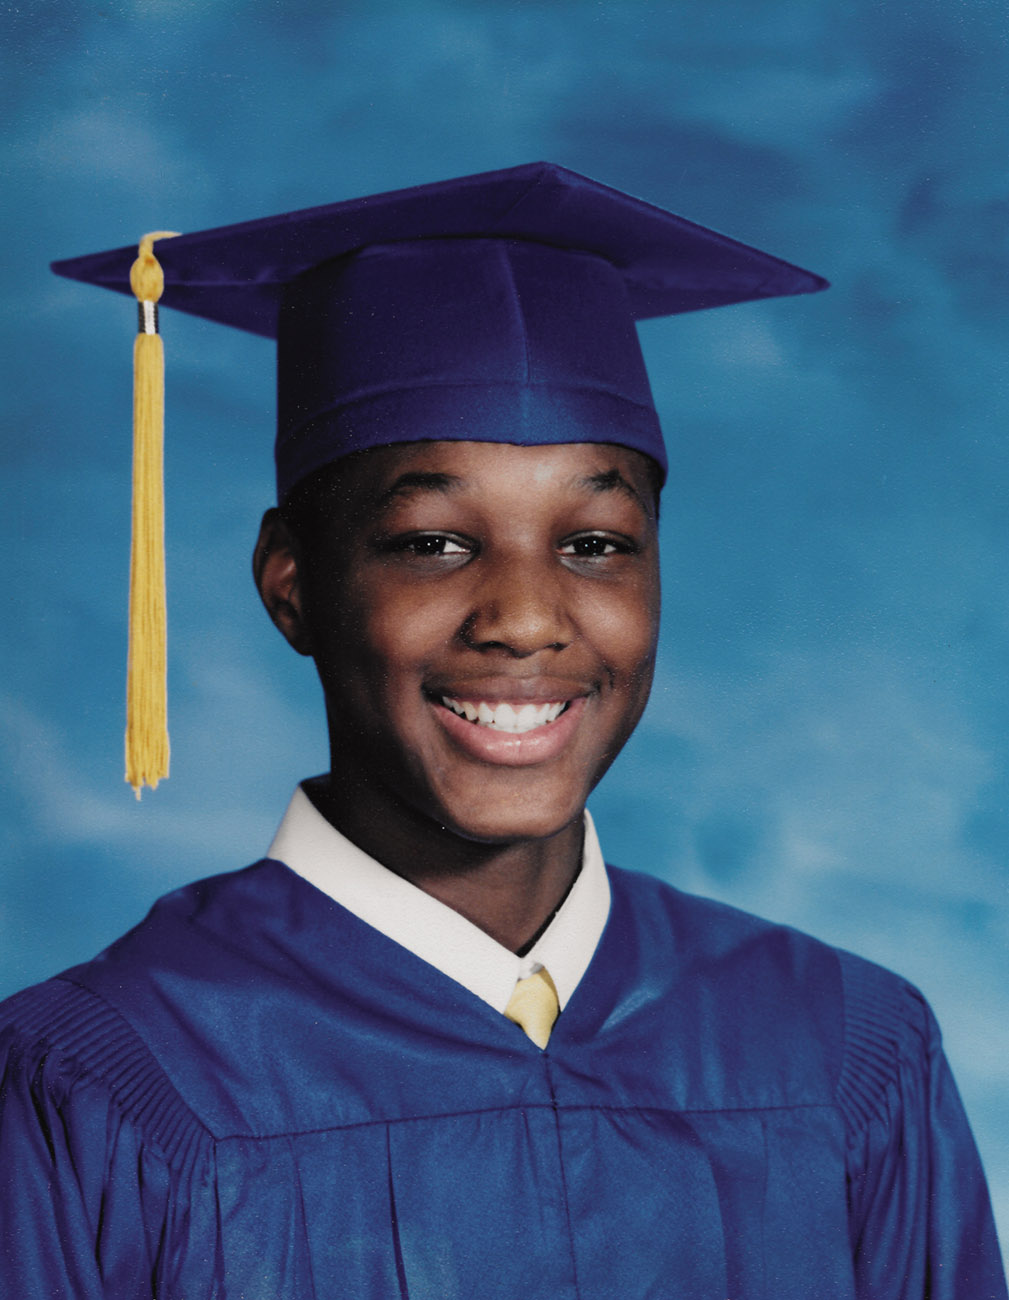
[431,693,589,767]
[425,675,590,705]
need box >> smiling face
[258,440,660,849]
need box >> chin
[422,774,591,846]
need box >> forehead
[334,439,661,508]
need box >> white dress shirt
[268,786,610,1014]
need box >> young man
[1,164,1005,1298]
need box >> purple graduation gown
[1,858,1005,1298]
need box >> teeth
[515,704,538,730]
[442,697,568,733]
[496,703,517,730]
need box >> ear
[252,509,314,656]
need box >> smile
[431,692,588,767]
[441,697,569,734]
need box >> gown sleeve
[0,979,209,1299]
[838,952,1007,1300]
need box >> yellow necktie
[504,967,559,1049]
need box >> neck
[304,772,584,954]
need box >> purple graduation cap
[52,161,827,500]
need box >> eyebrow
[372,465,646,512]
[578,468,646,509]
[375,471,464,509]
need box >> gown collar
[267,785,610,1014]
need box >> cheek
[343,584,456,691]
[582,584,660,681]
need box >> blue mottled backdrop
[3,0,1007,1256]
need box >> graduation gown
[1,858,1005,1299]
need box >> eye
[404,534,468,556]
[558,533,634,559]
[378,532,473,559]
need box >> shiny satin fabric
[1,861,1005,1299]
[49,162,828,500]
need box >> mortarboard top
[50,162,827,795]
[52,161,827,497]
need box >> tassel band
[138,300,159,335]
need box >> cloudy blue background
[3,0,1007,1256]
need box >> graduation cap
[51,161,827,795]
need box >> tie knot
[504,967,559,1049]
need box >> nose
[460,553,573,657]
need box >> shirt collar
[267,786,610,1014]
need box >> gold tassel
[127,231,179,796]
